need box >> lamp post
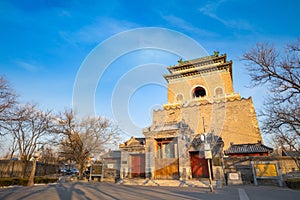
[201,117,214,192]
[205,142,214,192]
[200,134,214,192]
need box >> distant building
[102,150,121,181]
[119,137,146,179]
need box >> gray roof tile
[225,143,273,155]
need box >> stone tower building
[143,53,262,179]
[148,53,262,149]
[120,53,263,180]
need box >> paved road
[0,182,299,200]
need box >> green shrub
[34,177,44,184]
[285,179,300,190]
[0,178,13,187]
[34,177,58,184]
[0,177,58,187]
[18,178,28,186]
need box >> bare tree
[39,145,59,165]
[243,39,300,164]
[38,145,59,175]
[7,103,53,178]
[0,76,17,136]
[55,110,120,177]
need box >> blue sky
[0,0,299,142]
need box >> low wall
[0,160,59,178]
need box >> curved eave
[167,54,227,71]
[164,62,232,82]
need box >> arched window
[176,94,184,102]
[215,87,223,96]
[192,86,206,98]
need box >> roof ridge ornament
[213,51,219,57]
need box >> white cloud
[15,60,41,72]
[199,0,254,31]
[58,10,71,17]
[162,15,218,37]
[59,17,140,45]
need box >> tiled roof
[120,137,145,148]
[135,137,146,145]
[191,134,223,146]
[224,143,273,155]
[152,122,181,131]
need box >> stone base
[226,172,243,185]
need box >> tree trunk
[78,162,84,179]
[28,159,37,186]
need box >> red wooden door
[190,152,209,178]
[131,154,145,178]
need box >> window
[192,86,206,98]
[156,138,177,159]
[215,87,223,96]
[176,94,183,102]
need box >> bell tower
[146,52,262,152]
[163,53,234,104]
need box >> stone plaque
[228,172,239,180]
[227,172,243,185]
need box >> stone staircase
[116,178,219,188]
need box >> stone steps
[116,179,219,188]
